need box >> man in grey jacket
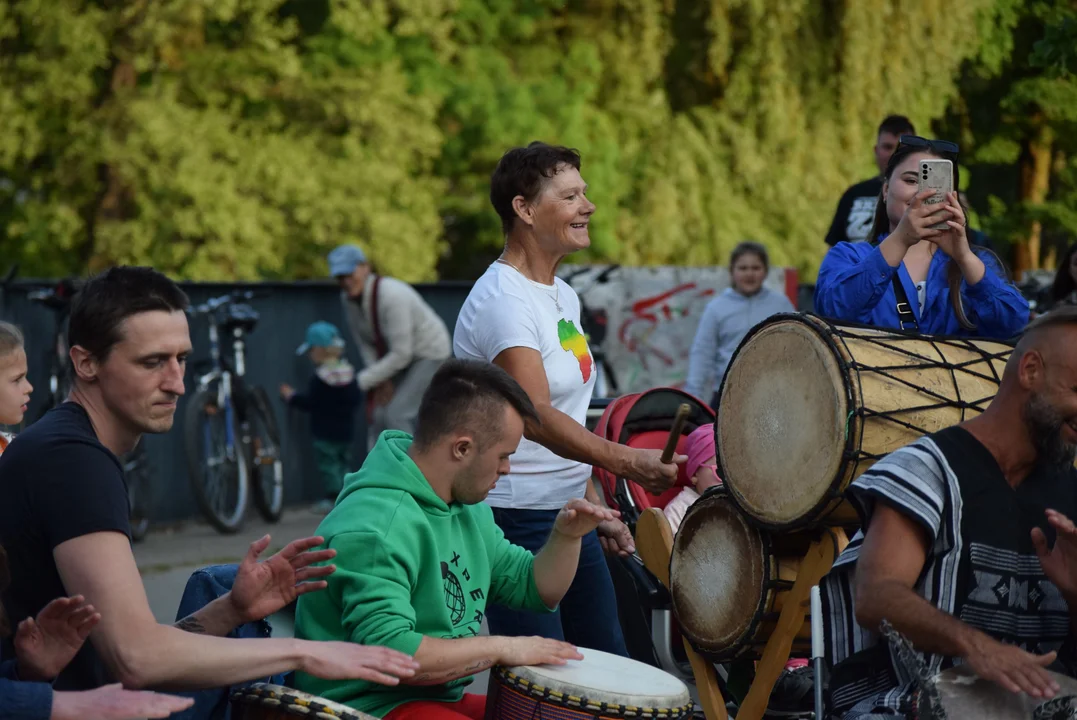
[328,245,451,449]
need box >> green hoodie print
[294,431,554,718]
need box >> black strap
[891,273,919,331]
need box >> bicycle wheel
[248,385,284,523]
[185,385,249,534]
[123,442,155,542]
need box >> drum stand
[636,509,849,720]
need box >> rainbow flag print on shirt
[557,319,593,382]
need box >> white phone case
[919,159,953,231]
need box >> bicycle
[185,291,284,534]
[27,278,156,542]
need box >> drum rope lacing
[832,331,1010,461]
[494,667,694,719]
[231,684,357,719]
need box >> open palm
[553,499,619,539]
[229,535,337,623]
[1032,509,1077,602]
[15,595,100,681]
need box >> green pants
[313,439,352,501]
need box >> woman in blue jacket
[685,241,795,406]
[815,137,1029,338]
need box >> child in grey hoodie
[684,242,795,406]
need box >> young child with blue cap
[280,321,361,513]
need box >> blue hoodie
[684,287,795,401]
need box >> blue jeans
[170,565,288,720]
[486,507,628,657]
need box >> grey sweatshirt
[341,276,451,392]
[684,287,795,401]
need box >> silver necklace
[497,258,562,312]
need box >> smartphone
[918,159,953,231]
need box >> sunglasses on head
[899,135,959,155]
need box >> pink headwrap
[684,423,716,479]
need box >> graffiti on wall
[558,264,794,397]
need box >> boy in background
[281,322,361,514]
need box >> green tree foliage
[0,0,1046,281]
[936,0,1077,275]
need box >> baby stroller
[591,387,714,680]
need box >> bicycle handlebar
[190,290,269,316]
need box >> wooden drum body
[669,489,813,663]
[230,684,375,720]
[485,647,694,719]
[717,313,1011,531]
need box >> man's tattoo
[463,659,493,673]
[175,615,207,634]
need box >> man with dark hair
[822,307,1077,718]
[294,359,619,720]
[824,115,917,246]
[0,266,418,697]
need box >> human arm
[13,595,100,681]
[0,677,54,720]
[856,502,1060,698]
[532,499,619,607]
[1031,508,1077,638]
[586,479,635,556]
[281,380,313,412]
[684,300,721,399]
[494,346,683,493]
[173,534,337,636]
[357,280,418,391]
[815,189,950,323]
[54,532,417,689]
[50,685,195,720]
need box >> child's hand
[279,383,296,402]
[15,595,101,681]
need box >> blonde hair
[0,322,23,361]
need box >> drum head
[718,316,847,527]
[933,666,1077,719]
[230,683,373,719]
[497,647,691,712]
[670,491,766,655]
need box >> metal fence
[1,277,815,528]
[1,279,474,526]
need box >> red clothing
[383,693,486,720]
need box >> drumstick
[811,586,824,720]
[661,404,692,463]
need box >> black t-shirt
[824,177,883,246]
[0,402,130,690]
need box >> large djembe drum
[716,314,1012,531]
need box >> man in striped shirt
[821,308,1077,719]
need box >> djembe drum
[230,684,376,720]
[717,313,1012,531]
[669,487,814,662]
[484,647,694,719]
[921,665,1077,719]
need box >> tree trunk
[1014,115,1054,278]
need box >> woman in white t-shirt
[453,142,684,656]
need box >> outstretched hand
[1033,509,1077,602]
[15,595,101,681]
[553,498,619,539]
[229,535,337,624]
[597,518,635,557]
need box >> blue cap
[296,321,345,355]
[328,245,367,278]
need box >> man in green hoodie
[295,359,619,719]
